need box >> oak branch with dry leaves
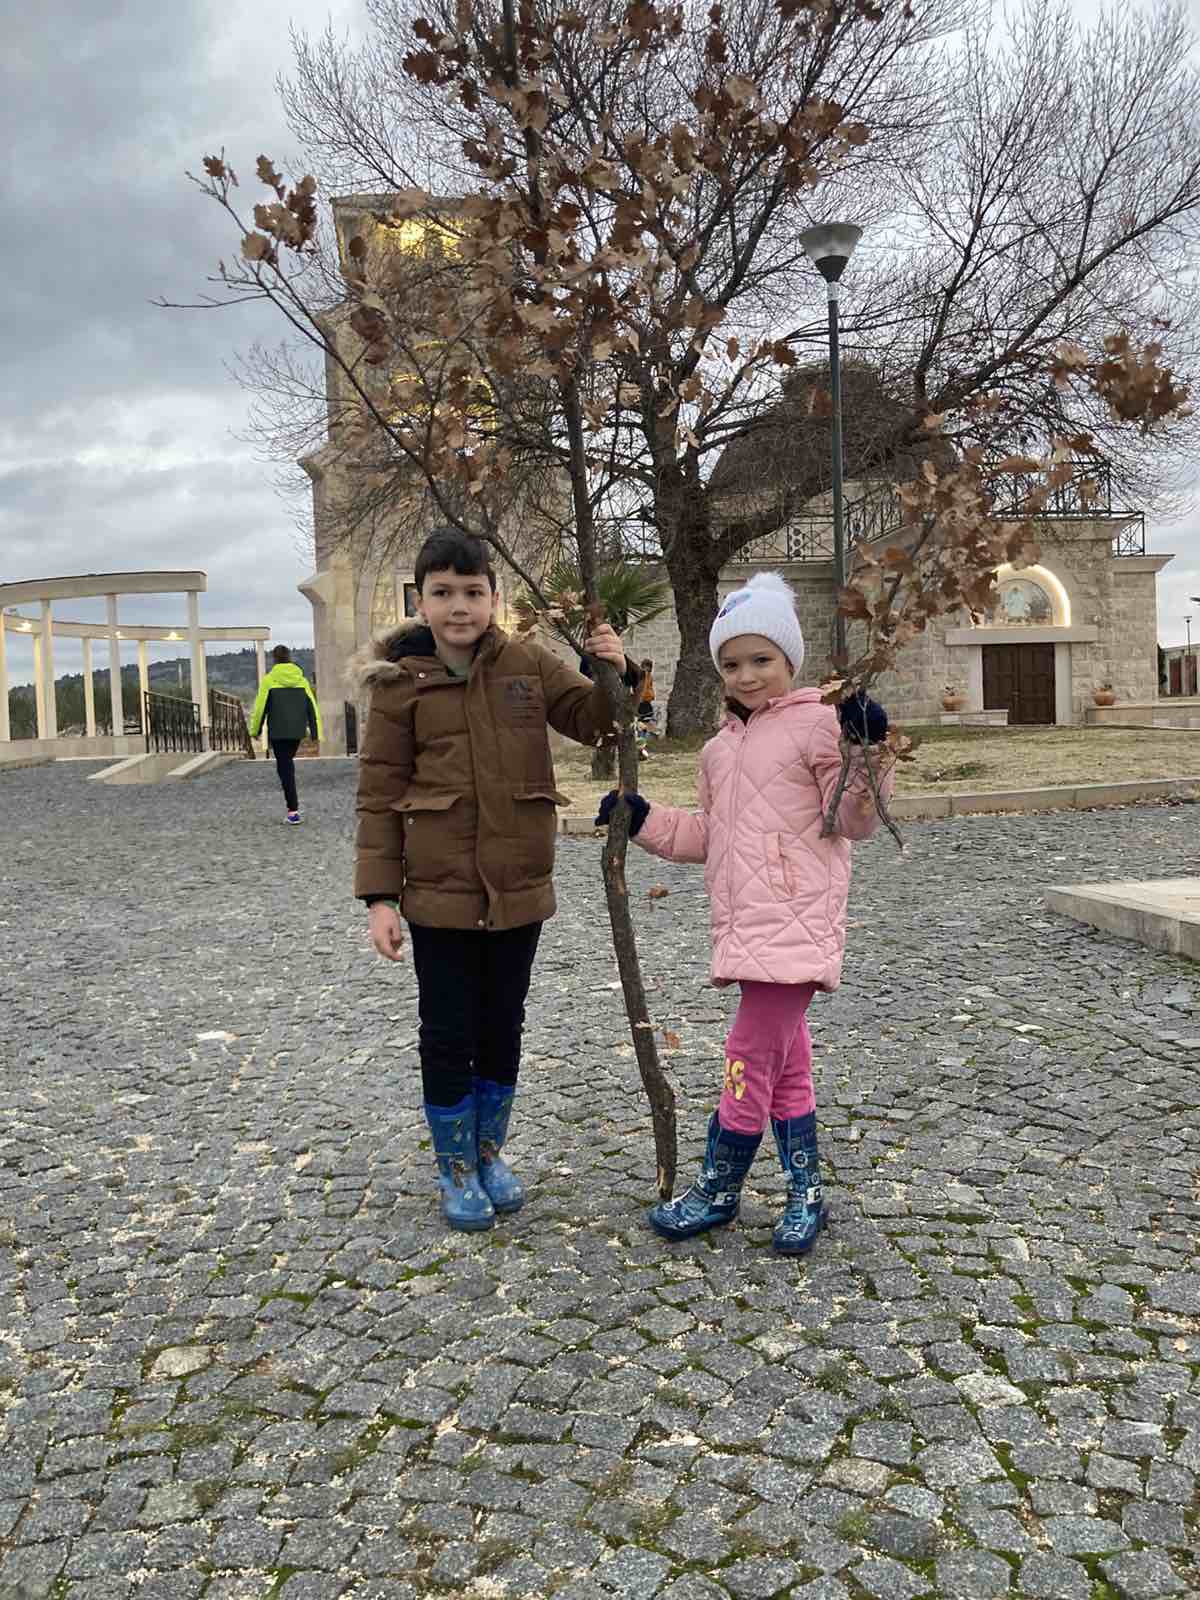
[173,0,1189,1195]
[818,338,1192,843]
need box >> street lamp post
[799,222,863,662]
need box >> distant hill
[7,646,316,739]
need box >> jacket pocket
[513,787,573,806]
[767,832,813,899]
[391,792,460,813]
[391,791,473,849]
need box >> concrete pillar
[32,631,46,739]
[1054,641,1073,726]
[255,641,269,753]
[187,591,208,735]
[0,616,8,742]
[137,641,150,733]
[106,595,124,737]
[40,600,57,739]
[82,637,96,737]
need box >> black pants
[270,739,300,811]
[408,921,543,1106]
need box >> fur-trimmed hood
[351,621,508,691]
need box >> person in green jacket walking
[249,646,322,824]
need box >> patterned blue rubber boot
[771,1112,826,1256]
[648,1114,762,1240]
[423,1097,495,1232]
[474,1079,524,1215]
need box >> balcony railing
[625,463,1145,563]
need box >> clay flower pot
[1092,688,1116,707]
[942,694,967,712]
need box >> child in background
[249,645,322,824]
[597,571,890,1254]
[637,659,656,724]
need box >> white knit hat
[709,571,805,674]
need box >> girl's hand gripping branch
[837,691,889,745]
[595,789,650,836]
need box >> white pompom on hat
[709,571,805,675]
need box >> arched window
[979,564,1071,627]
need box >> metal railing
[625,462,1145,564]
[208,689,256,757]
[144,691,203,754]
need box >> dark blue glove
[595,789,650,836]
[838,691,888,745]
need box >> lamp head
[799,222,863,284]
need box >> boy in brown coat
[355,528,639,1231]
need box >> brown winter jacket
[354,622,635,930]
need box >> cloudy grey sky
[2,0,1198,691]
[3,0,368,687]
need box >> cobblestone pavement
[2,760,1199,1600]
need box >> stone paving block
[596,1545,674,1597]
[860,1514,940,1561]
[278,1578,349,1600]
[852,1556,932,1600]
[135,1571,209,1600]
[850,1422,914,1465]
[659,1580,729,1600]
[63,1533,149,1578]
[913,1438,1004,1490]
[1042,1515,1131,1555]
[933,1550,1012,1596]
[1017,1552,1091,1600]
[1100,1549,1187,1598]
[720,1558,800,1599]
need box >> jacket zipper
[726,714,751,913]
[725,700,780,909]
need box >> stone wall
[619,524,1167,730]
[307,500,1167,744]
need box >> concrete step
[88,753,194,784]
[165,752,243,780]
[1046,878,1200,960]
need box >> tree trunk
[590,742,617,781]
[664,546,724,739]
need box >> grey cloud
[3,0,364,668]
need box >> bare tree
[256,0,961,733]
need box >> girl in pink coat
[598,571,893,1254]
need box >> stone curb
[0,753,53,772]
[891,775,1200,819]
[560,774,1200,832]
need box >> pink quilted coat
[635,688,893,990]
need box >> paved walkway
[2,762,1199,1600]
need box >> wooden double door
[982,643,1056,725]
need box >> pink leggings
[718,980,817,1134]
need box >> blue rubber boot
[648,1114,762,1240]
[771,1111,826,1256]
[474,1078,524,1214]
[423,1097,495,1232]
